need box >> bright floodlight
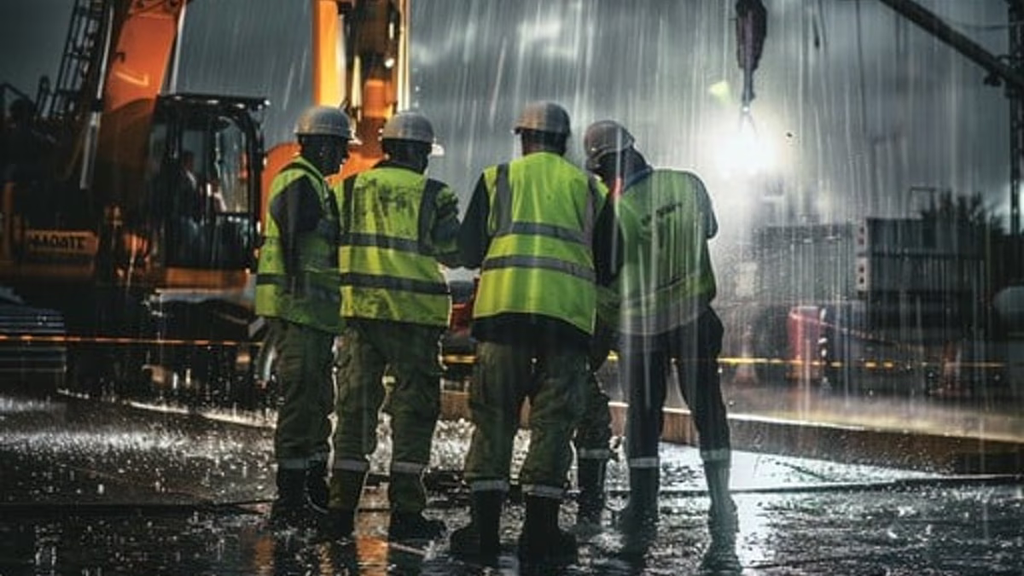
[714,113,776,180]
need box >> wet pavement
[1,392,1022,575]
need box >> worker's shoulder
[273,159,323,188]
[652,167,709,191]
[653,166,703,181]
[351,164,419,184]
[511,152,590,178]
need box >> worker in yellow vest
[583,119,740,572]
[449,102,621,568]
[255,105,354,530]
[326,111,461,541]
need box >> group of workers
[254,100,739,572]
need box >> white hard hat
[513,101,571,136]
[381,111,444,156]
[295,105,358,141]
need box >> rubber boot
[704,462,738,538]
[517,495,578,567]
[576,458,607,525]
[323,469,366,540]
[270,467,307,530]
[449,490,503,565]
[389,511,446,540]
[700,462,742,573]
[615,467,659,535]
[306,460,329,514]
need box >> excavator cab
[144,93,265,274]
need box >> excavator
[0,0,409,405]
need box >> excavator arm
[263,0,409,198]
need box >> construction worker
[255,105,354,530]
[449,101,620,567]
[582,119,740,571]
[326,111,460,541]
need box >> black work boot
[322,469,366,541]
[449,490,503,565]
[700,462,742,573]
[389,511,446,540]
[518,495,578,568]
[615,467,660,535]
[270,468,307,530]
[306,460,329,514]
[324,508,356,541]
[576,458,607,525]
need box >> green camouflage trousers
[331,320,444,513]
[464,340,587,499]
[272,319,336,470]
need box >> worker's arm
[456,174,491,270]
[270,175,322,275]
[431,183,462,268]
[692,175,719,239]
[592,191,624,287]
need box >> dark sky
[1,0,1014,241]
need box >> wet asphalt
[1,392,1022,575]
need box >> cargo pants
[620,308,731,469]
[574,321,615,462]
[330,319,444,513]
[272,318,336,472]
[463,339,588,499]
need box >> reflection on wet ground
[725,385,1024,444]
[1,393,1022,575]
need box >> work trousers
[332,320,444,513]
[272,318,336,470]
[574,321,615,462]
[621,308,731,467]
[464,339,587,498]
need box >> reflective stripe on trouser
[273,319,336,467]
[464,340,587,497]
[621,308,731,464]
[574,321,615,461]
[332,320,443,513]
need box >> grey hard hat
[295,105,357,141]
[513,101,571,136]
[381,111,444,156]
[583,119,635,171]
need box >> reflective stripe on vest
[255,157,342,334]
[337,167,451,327]
[615,170,716,335]
[473,153,604,335]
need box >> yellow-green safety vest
[336,166,454,328]
[473,152,606,336]
[255,156,342,334]
[614,169,716,335]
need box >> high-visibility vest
[615,169,717,335]
[473,152,606,335]
[336,166,453,327]
[255,156,342,334]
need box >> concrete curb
[440,391,1024,474]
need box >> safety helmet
[513,101,571,136]
[381,111,444,156]
[294,105,357,141]
[583,119,634,171]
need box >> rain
[1,0,1023,574]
